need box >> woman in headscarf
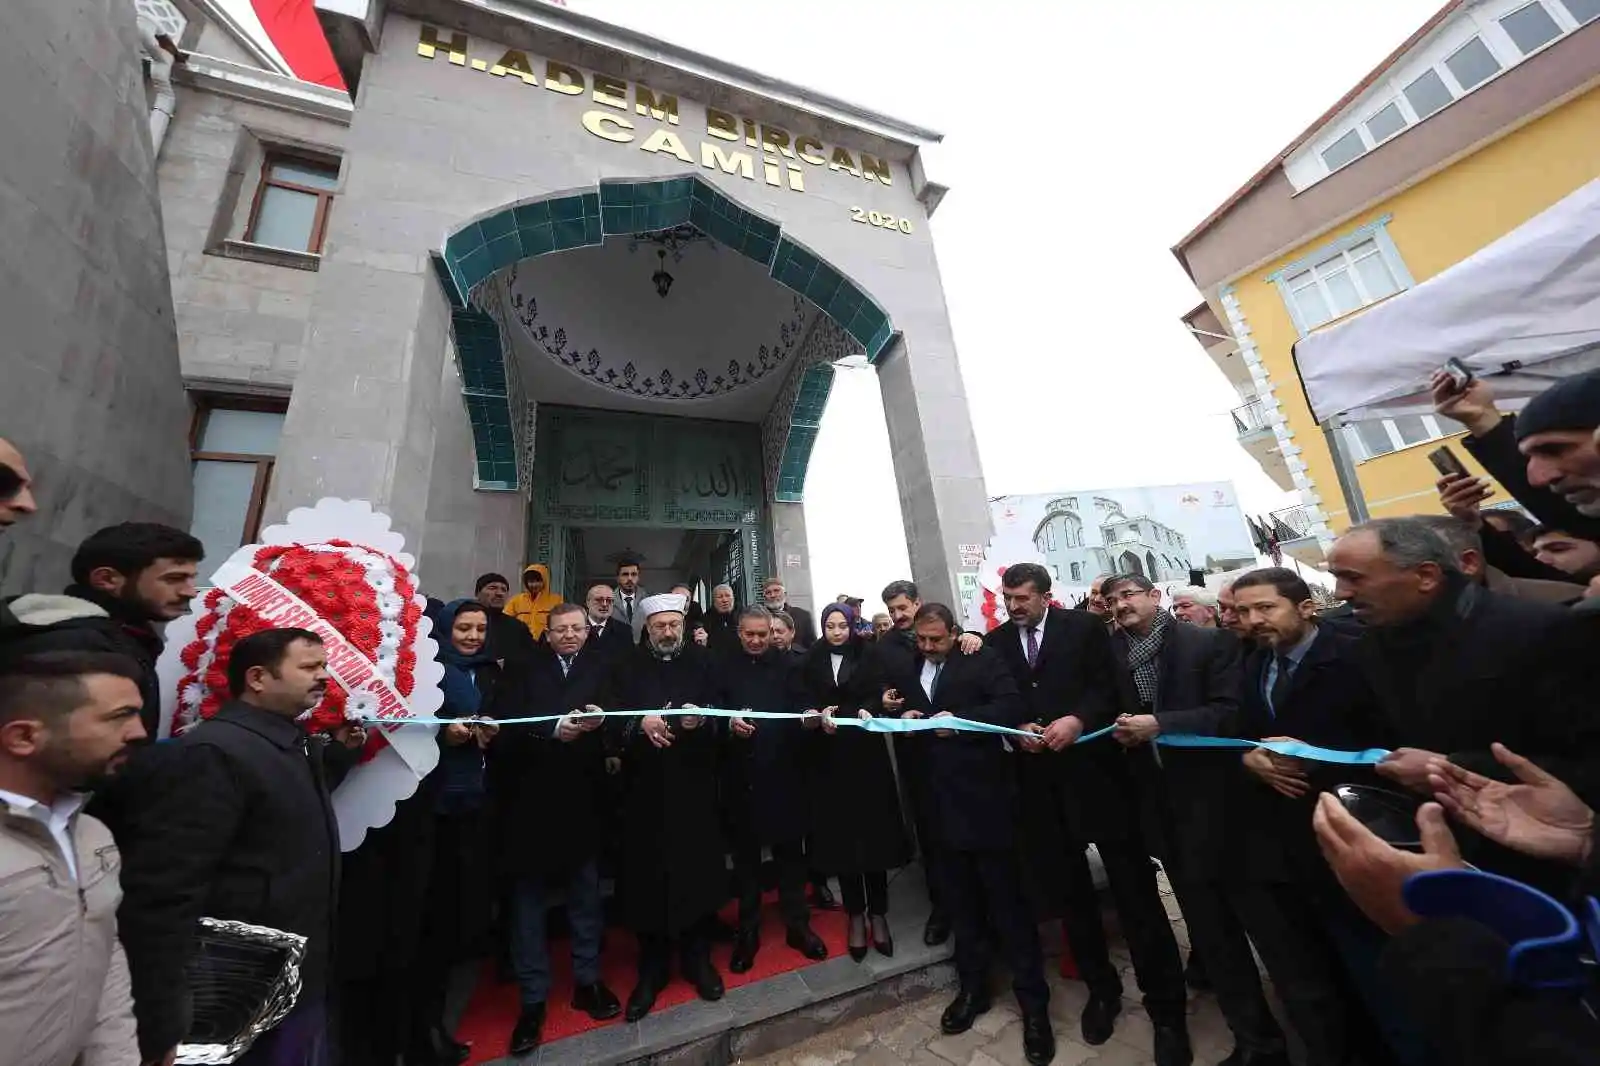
[793,603,911,961]
[410,599,504,1065]
[503,563,561,640]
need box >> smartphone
[1441,357,1475,391]
[1427,445,1470,479]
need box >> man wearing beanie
[474,572,537,667]
[1433,368,1600,537]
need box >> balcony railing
[1232,399,1271,437]
[1268,505,1314,541]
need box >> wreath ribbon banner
[211,558,432,776]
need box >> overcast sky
[565,0,1446,610]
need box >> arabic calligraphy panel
[540,412,650,522]
[664,426,761,525]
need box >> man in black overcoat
[582,583,635,665]
[602,594,728,1021]
[1106,572,1281,1066]
[718,605,827,972]
[117,628,345,1066]
[1223,567,1393,1066]
[885,603,1055,1066]
[985,563,1189,1057]
[498,602,620,1055]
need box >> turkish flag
[251,0,346,91]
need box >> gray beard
[650,635,684,658]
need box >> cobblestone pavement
[738,879,1243,1066]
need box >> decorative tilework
[436,175,894,501]
[760,316,860,504]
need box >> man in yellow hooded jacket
[505,563,562,640]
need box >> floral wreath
[173,541,422,760]
[963,534,1073,633]
[157,499,445,849]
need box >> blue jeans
[510,860,604,1007]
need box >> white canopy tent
[1294,176,1600,424]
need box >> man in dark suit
[885,603,1055,1066]
[500,603,620,1055]
[475,572,538,667]
[583,583,635,664]
[761,576,817,649]
[1224,567,1392,1066]
[987,563,1189,1060]
[118,628,346,1066]
[1106,572,1282,1066]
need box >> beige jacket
[0,794,138,1066]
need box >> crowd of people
[5,365,1600,1066]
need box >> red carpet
[454,895,851,1064]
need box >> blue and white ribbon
[357,707,1389,764]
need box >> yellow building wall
[1231,83,1600,530]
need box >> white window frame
[1342,414,1449,461]
[1268,214,1415,337]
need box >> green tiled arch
[436,175,896,497]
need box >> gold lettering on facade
[417,25,468,65]
[701,142,754,180]
[582,109,635,143]
[640,128,694,163]
[829,147,861,176]
[490,49,539,85]
[635,85,680,125]
[416,27,899,201]
[761,126,798,160]
[544,61,584,95]
[592,74,629,110]
[860,153,892,185]
[705,109,740,142]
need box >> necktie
[1269,655,1292,718]
[560,655,573,677]
[1025,625,1039,668]
[624,595,634,619]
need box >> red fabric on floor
[453,894,851,1064]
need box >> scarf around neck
[1124,611,1170,707]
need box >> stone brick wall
[0,0,191,593]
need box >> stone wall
[0,0,191,593]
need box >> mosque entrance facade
[247,2,993,614]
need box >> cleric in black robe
[602,593,729,1021]
[718,605,828,972]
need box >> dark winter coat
[117,702,342,1059]
[718,646,812,844]
[792,640,911,874]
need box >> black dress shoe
[571,981,621,1021]
[1080,993,1121,1046]
[786,924,829,960]
[625,976,661,1022]
[430,1023,471,1065]
[1022,1010,1056,1065]
[687,959,725,1002]
[923,911,951,947]
[811,881,840,910]
[729,930,760,974]
[508,1004,545,1056]
[1217,1049,1291,1066]
[939,989,992,1035]
[869,913,893,958]
[847,913,868,962]
[1152,1021,1194,1066]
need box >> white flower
[368,570,396,596]
[379,620,405,645]
[346,691,379,719]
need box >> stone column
[874,336,991,608]
[0,0,192,593]
[769,500,815,614]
